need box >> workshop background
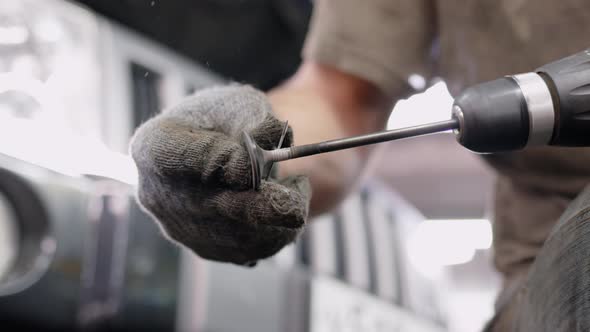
[0,0,498,331]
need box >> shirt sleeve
[303,0,436,97]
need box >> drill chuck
[453,48,590,153]
[453,77,532,153]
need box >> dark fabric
[515,185,590,331]
[484,186,590,331]
[130,85,311,265]
[73,0,311,90]
[486,149,590,279]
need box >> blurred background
[0,0,500,331]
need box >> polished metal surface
[274,119,459,161]
[0,164,55,297]
[264,121,290,181]
[243,131,263,190]
[243,119,460,190]
[511,72,555,146]
[452,105,465,142]
[0,192,19,283]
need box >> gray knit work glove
[130,85,311,266]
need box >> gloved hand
[130,85,311,266]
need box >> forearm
[268,62,394,215]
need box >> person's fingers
[277,174,312,198]
[207,180,309,230]
[255,180,308,228]
[249,115,293,150]
[131,117,252,190]
[133,169,309,265]
[166,85,273,138]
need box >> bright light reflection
[0,72,138,185]
[387,81,454,130]
[408,219,492,277]
[0,26,29,45]
[407,74,426,91]
[34,18,64,43]
[0,116,138,185]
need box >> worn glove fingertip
[250,116,293,150]
[279,175,312,199]
[250,179,310,229]
[219,145,253,189]
[129,117,159,170]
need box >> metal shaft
[266,119,460,163]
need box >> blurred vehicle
[0,0,446,331]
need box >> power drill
[243,48,590,190]
[454,48,590,153]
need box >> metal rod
[266,119,459,163]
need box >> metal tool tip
[241,131,262,190]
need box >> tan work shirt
[304,0,590,280]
